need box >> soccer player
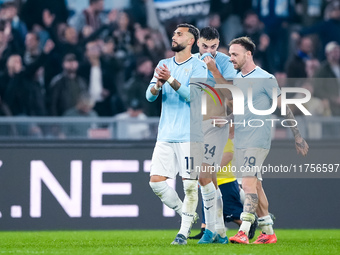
[227,37,309,244]
[146,24,207,245]
[193,27,236,244]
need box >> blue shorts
[220,180,243,222]
[201,180,243,224]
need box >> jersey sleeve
[177,60,208,102]
[222,61,237,79]
[145,61,161,102]
[263,76,281,100]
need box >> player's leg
[198,163,217,240]
[198,123,229,244]
[189,196,206,239]
[253,180,277,244]
[229,149,259,244]
[149,142,183,216]
[172,142,202,245]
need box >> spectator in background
[79,40,123,116]
[237,11,272,72]
[43,10,83,61]
[0,1,27,42]
[112,10,135,80]
[313,41,340,116]
[20,0,68,31]
[129,0,147,27]
[291,81,332,139]
[305,58,320,78]
[292,81,331,116]
[49,53,87,116]
[69,0,105,34]
[298,0,340,59]
[1,40,55,117]
[143,32,165,66]
[23,32,41,65]
[286,36,314,79]
[253,0,296,72]
[0,20,13,70]
[63,92,98,138]
[114,99,150,140]
[124,57,160,116]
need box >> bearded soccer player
[227,37,309,244]
[146,24,207,245]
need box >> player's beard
[171,42,186,52]
[232,56,246,70]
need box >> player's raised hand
[154,64,171,81]
[295,136,309,156]
[202,56,217,72]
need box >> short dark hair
[200,27,219,40]
[63,53,77,62]
[27,32,40,41]
[177,23,199,44]
[1,1,17,9]
[89,0,102,5]
[229,36,256,55]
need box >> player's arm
[146,63,166,102]
[202,56,233,101]
[277,95,309,156]
[155,63,191,101]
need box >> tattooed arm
[278,96,309,156]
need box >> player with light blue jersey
[193,51,236,81]
[146,24,207,246]
[191,27,238,245]
[233,67,281,150]
[147,56,206,143]
[228,37,309,245]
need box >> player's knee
[183,179,198,201]
[256,180,263,190]
[242,178,257,193]
[240,212,255,223]
[149,181,168,197]
[198,176,211,186]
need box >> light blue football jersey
[233,66,281,149]
[193,51,237,81]
[146,56,208,142]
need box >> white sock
[215,188,226,237]
[201,182,216,233]
[149,181,182,216]
[239,221,252,235]
[178,180,198,238]
[239,212,255,236]
[258,215,274,235]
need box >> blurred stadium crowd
[0,0,339,123]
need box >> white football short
[150,141,204,179]
[233,148,269,181]
[202,119,229,166]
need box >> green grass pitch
[0,229,339,254]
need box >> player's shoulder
[192,52,200,59]
[215,51,231,62]
[158,57,173,66]
[191,55,207,68]
[253,66,275,79]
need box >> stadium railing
[0,116,338,140]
